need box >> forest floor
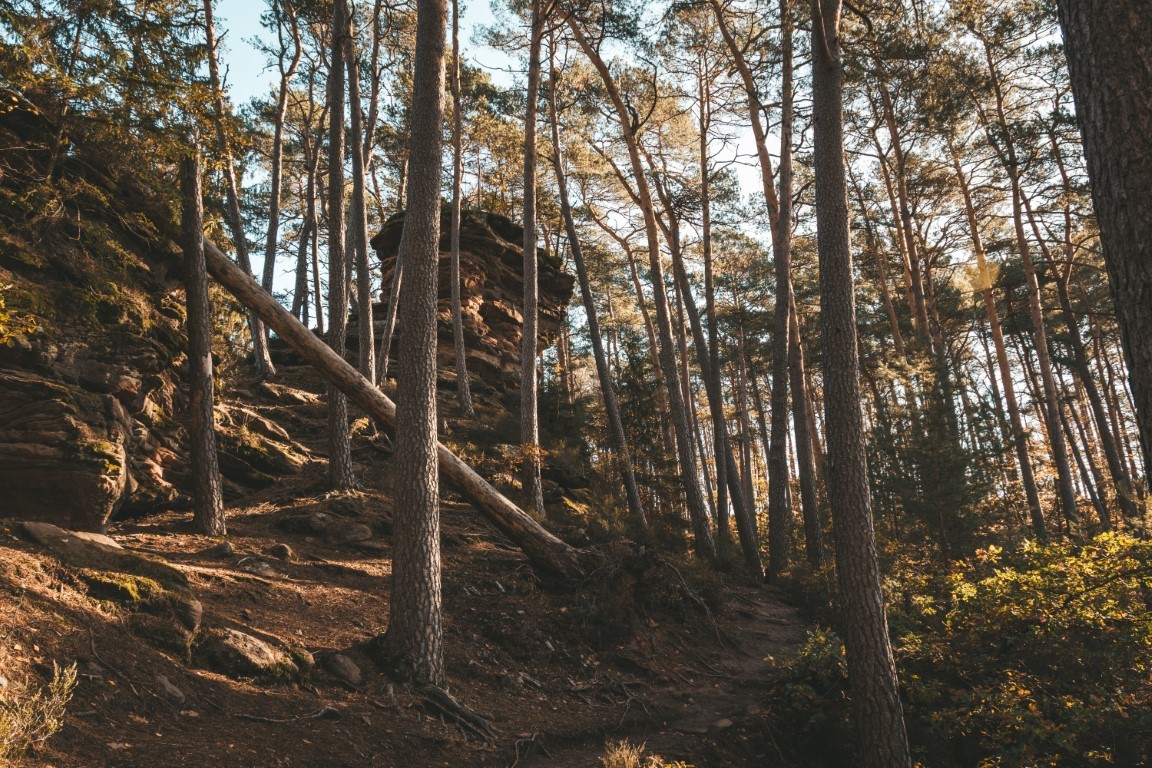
[0,367,809,768]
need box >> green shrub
[0,662,77,762]
[895,534,1152,766]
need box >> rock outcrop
[358,207,575,388]
[0,90,301,531]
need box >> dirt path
[516,586,808,768]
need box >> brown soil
[1,368,808,768]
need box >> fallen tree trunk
[202,238,586,581]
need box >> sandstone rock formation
[358,207,575,388]
[0,91,300,531]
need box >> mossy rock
[18,521,202,652]
[78,568,164,605]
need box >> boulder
[198,628,297,681]
[0,371,132,531]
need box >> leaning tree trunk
[809,1,912,766]
[181,152,225,537]
[202,0,275,379]
[200,238,586,581]
[1056,0,1152,480]
[326,0,356,490]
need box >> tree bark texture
[810,2,911,765]
[181,153,225,537]
[327,0,356,490]
[1056,0,1152,480]
[382,0,450,686]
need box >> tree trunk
[376,256,404,382]
[181,153,225,537]
[766,0,795,582]
[449,0,474,416]
[789,294,825,567]
[202,0,276,379]
[520,0,545,518]
[696,53,730,544]
[1056,0,1152,479]
[346,1,377,384]
[327,0,355,491]
[378,0,449,685]
[261,0,302,302]
[810,2,911,765]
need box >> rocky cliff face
[0,91,191,530]
[0,91,302,531]
[359,208,574,388]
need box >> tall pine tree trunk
[181,152,225,537]
[766,0,796,582]
[261,0,301,301]
[346,2,377,384]
[449,0,474,416]
[1056,0,1152,479]
[520,0,545,517]
[379,0,448,683]
[696,53,730,545]
[327,0,355,490]
[810,2,911,764]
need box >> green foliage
[764,628,856,765]
[894,534,1152,767]
[0,662,77,762]
[0,286,37,347]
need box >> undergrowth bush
[770,533,1152,767]
[896,533,1152,767]
[600,739,693,768]
[0,662,77,762]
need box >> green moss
[78,569,163,605]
